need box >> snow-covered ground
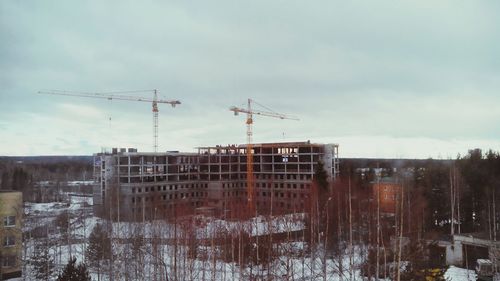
[196,213,306,239]
[24,194,92,215]
[19,197,480,281]
[20,198,326,280]
[35,180,94,187]
[445,266,477,281]
[67,180,94,186]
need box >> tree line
[18,149,500,280]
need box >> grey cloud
[1,1,500,157]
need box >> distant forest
[0,156,93,202]
[339,149,500,236]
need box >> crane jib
[37,89,180,153]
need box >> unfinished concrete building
[93,141,339,221]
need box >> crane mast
[38,89,180,152]
[230,98,298,213]
[246,99,254,213]
[152,90,159,152]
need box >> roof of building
[197,141,338,149]
[95,151,199,156]
[95,141,339,156]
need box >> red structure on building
[372,178,401,214]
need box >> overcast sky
[1,1,500,158]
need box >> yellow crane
[38,89,181,152]
[230,98,298,212]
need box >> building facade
[93,141,339,221]
[372,178,402,214]
[0,191,22,280]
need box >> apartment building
[93,141,339,221]
[0,191,22,280]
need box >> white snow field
[18,195,477,281]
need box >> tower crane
[38,89,181,152]
[230,98,299,212]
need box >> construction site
[93,141,339,221]
[36,91,338,222]
[11,90,499,280]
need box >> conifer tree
[85,223,111,279]
[31,242,55,281]
[56,257,91,281]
